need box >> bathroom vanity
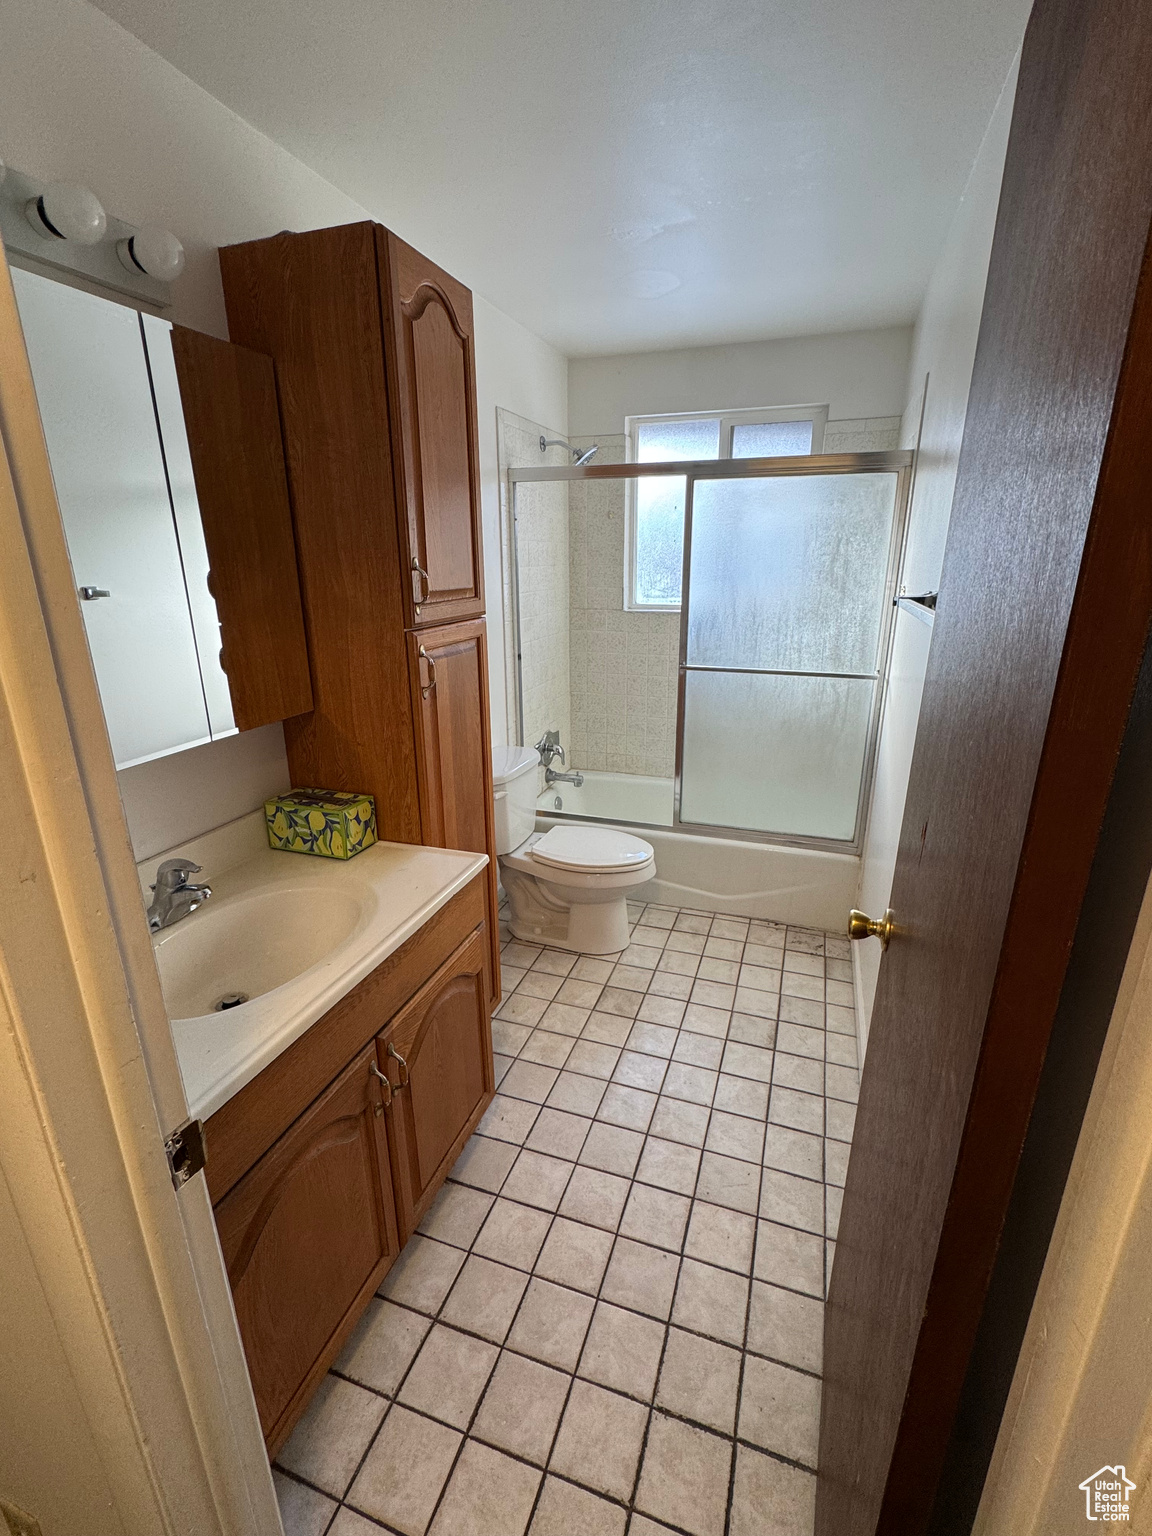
[161,835,494,1457]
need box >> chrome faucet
[535,730,565,769]
[545,766,584,788]
[147,858,212,932]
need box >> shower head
[540,435,600,466]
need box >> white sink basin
[153,885,366,1021]
[149,836,488,1122]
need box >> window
[624,404,829,610]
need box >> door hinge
[165,1118,207,1189]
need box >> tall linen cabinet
[219,224,501,1002]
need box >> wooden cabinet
[380,927,492,1239]
[220,224,501,1005]
[169,325,313,730]
[378,231,484,630]
[204,876,494,1455]
[213,1043,400,1453]
[410,620,501,997]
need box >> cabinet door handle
[370,1060,392,1113]
[412,558,429,607]
[386,1041,410,1090]
[419,645,437,700]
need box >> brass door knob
[848,908,895,948]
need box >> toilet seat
[528,824,654,874]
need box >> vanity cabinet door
[409,618,501,1004]
[380,926,494,1239]
[377,229,485,628]
[213,1042,399,1452]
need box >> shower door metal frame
[510,450,914,855]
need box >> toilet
[492,745,656,954]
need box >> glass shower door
[677,469,905,845]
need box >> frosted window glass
[635,476,687,606]
[686,473,897,673]
[679,671,874,840]
[731,420,813,458]
[636,418,720,462]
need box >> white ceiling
[91,0,1030,357]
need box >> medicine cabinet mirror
[12,264,312,770]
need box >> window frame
[623,403,830,612]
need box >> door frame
[0,236,281,1534]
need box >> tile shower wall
[823,417,901,453]
[564,419,901,779]
[567,436,678,779]
[498,409,571,753]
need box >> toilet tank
[492,745,540,853]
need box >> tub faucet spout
[545,767,584,788]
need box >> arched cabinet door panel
[380,926,494,1238]
[378,229,485,628]
[408,618,501,1005]
[213,1043,399,1452]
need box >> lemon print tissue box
[265,789,378,860]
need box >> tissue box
[264,789,377,860]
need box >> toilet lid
[529,825,654,873]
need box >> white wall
[854,52,1021,1043]
[568,325,913,438]
[0,0,565,854]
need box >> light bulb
[117,226,186,282]
[25,183,107,245]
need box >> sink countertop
[165,840,488,1122]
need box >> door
[677,464,909,847]
[818,1,1152,1531]
[379,927,494,1239]
[213,1044,400,1454]
[378,228,485,627]
[410,617,502,1002]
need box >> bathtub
[535,769,858,931]
[536,770,673,827]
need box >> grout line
[276,903,852,1536]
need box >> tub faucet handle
[535,730,564,767]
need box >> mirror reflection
[12,265,311,769]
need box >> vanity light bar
[0,159,180,307]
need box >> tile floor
[273,901,858,1536]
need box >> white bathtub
[537,771,673,826]
[535,769,858,931]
